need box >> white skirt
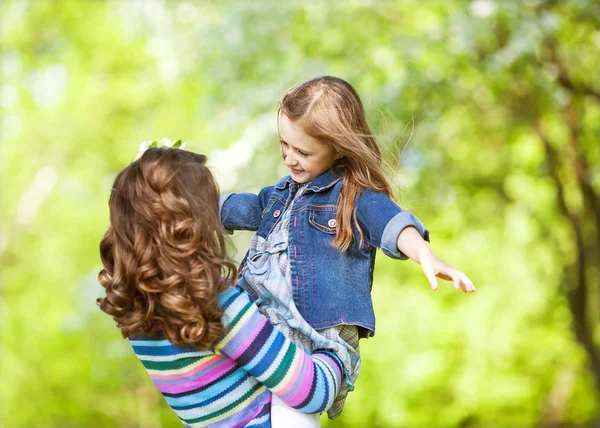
[270,394,321,428]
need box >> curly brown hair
[97,148,237,350]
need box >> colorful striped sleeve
[215,287,344,414]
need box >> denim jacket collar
[274,168,343,193]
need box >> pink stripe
[278,355,315,405]
[316,354,342,389]
[151,355,224,381]
[224,314,267,360]
[278,355,308,396]
[154,358,237,394]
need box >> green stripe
[225,299,253,334]
[142,356,206,371]
[185,383,266,423]
[262,342,295,388]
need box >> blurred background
[1,0,599,427]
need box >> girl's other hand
[418,250,476,293]
[396,226,476,293]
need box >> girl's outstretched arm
[353,189,474,293]
[215,287,343,414]
[396,226,476,293]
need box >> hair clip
[137,138,187,159]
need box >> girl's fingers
[454,271,473,292]
[422,263,439,290]
[463,273,476,292]
[441,267,476,293]
[426,259,476,293]
[456,272,476,293]
[427,270,439,291]
[451,272,461,290]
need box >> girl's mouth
[291,168,303,174]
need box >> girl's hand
[418,249,476,293]
[396,226,476,293]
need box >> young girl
[220,76,476,424]
[97,147,345,428]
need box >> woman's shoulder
[217,285,242,305]
[218,286,255,319]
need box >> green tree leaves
[1,1,599,427]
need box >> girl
[220,76,476,424]
[98,147,345,428]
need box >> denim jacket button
[273,209,281,218]
[328,219,337,228]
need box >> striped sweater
[130,286,343,427]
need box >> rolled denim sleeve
[381,211,429,259]
[220,193,262,232]
[356,189,430,260]
[219,186,274,232]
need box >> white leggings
[270,394,321,428]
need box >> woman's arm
[215,287,343,414]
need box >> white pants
[270,394,321,428]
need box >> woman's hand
[397,226,476,293]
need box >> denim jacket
[220,169,429,338]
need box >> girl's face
[278,113,338,184]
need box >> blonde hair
[279,76,394,252]
[97,148,237,350]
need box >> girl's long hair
[97,148,237,350]
[279,76,394,252]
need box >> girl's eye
[279,140,289,147]
[297,151,308,157]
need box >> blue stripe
[244,325,279,372]
[301,362,330,413]
[168,367,250,409]
[129,339,172,347]
[132,344,210,358]
[217,287,239,310]
[252,329,285,377]
[234,320,272,367]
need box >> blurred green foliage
[1,0,599,427]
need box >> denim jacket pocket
[308,208,337,235]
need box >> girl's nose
[285,151,298,166]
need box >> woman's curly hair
[97,148,237,350]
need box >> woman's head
[279,76,393,251]
[98,148,236,350]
